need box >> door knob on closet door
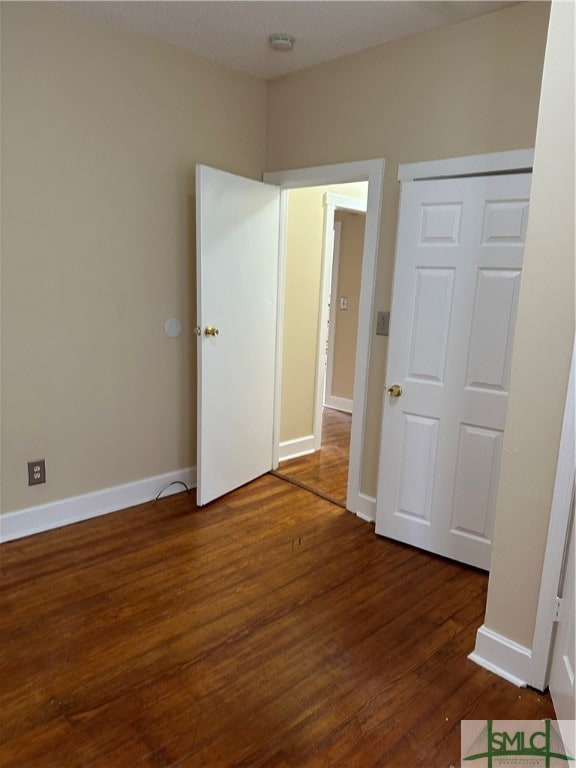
[204,326,220,337]
[387,384,403,397]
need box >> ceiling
[62,1,519,80]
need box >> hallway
[279,408,351,504]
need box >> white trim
[265,159,383,189]
[324,396,353,414]
[324,220,342,417]
[530,339,576,690]
[351,492,376,523]
[272,189,289,470]
[348,165,384,518]
[314,200,336,451]
[0,467,196,543]
[324,192,367,214]
[278,435,315,462]
[398,148,534,182]
[468,625,532,687]
[264,159,385,519]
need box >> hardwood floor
[279,408,351,503]
[0,476,554,767]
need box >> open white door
[531,341,575,726]
[376,173,531,570]
[196,165,280,505]
[549,494,575,724]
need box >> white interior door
[375,173,531,569]
[549,492,575,723]
[196,165,280,505]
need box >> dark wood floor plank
[0,470,555,767]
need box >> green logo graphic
[464,720,573,767]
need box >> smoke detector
[268,33,295,52]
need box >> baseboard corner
[468,624,532,688]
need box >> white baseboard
[352,492,376,523]
[279,435,315,462]
[468,624,532,687]
[324,396,353,414]
[0,467,196,543]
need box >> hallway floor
[279,407,351,504]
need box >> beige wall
[267,1,551,496]
[280,183,367,442]
[482,0,575,649]
[331,212,365,401]
[280,188,324,442]
[0,3,267,513]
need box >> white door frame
[398,148,535,182]
[322,194,367,426]
[264,159,385,518]
[325,219,343,414]
[530,338,575,690]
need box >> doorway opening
[264,159,385,520]
[276,184,367,504]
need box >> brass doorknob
[387,384,403,397]
[204,326,220,337]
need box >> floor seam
[269,470,347,509]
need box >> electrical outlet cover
[28,459,46,485]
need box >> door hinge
[553,596,563,622]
